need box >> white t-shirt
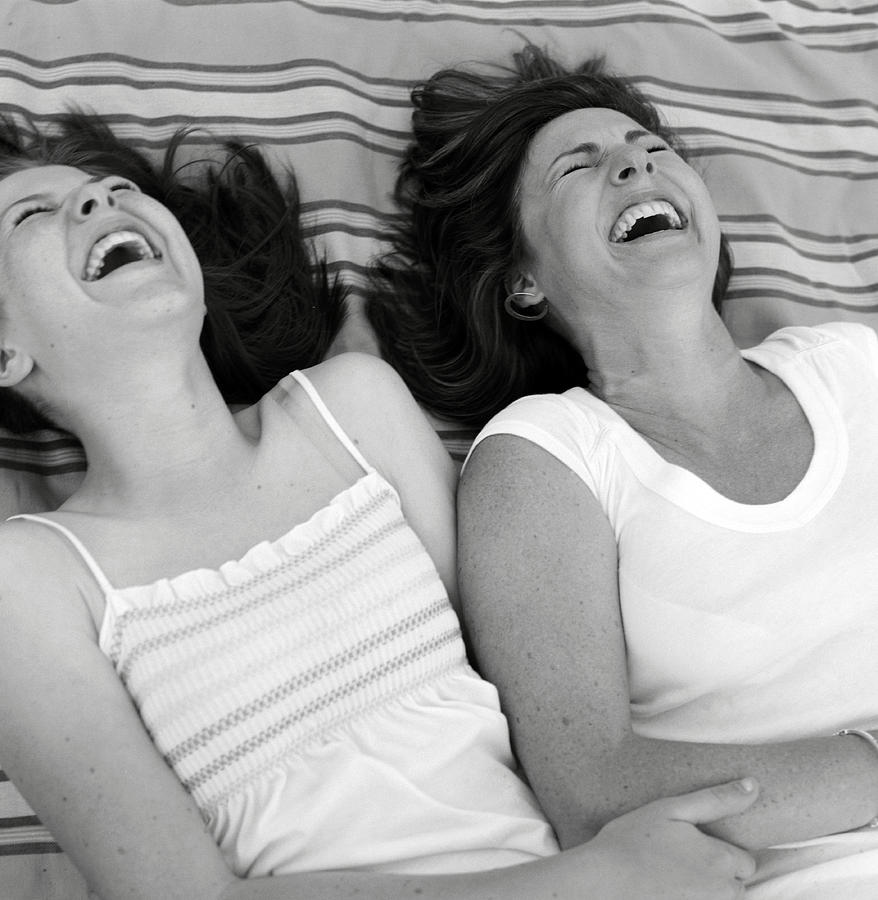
[472,322,878,898]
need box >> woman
[369,45,878,897]
[0,119,757,899]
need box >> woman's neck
[581,303,755,442]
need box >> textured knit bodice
[12,371,555,877]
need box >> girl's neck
[60,363,261,514]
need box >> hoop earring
[504,291,548,322]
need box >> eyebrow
[8,193,48,206]
[0,193,47,222]
[550,128,652,168]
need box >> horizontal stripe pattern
[189,0,878,49]
[0,432,85,474]
[0,1,871,363]
[0,0,877,868]
[101,476,466,812]
[0,828,59,857]
[0,776,59,855]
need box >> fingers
[703,833,757,883]
[729,842,757,882]
[656,778,760,825]
[651,779,759,886]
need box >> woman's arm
[457,434,878,851]
[0,526,756,900]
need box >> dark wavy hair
[368,44,732,428]
[0,112,347,433]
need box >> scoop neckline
[587,343,846,531]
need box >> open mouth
[83,230,161,281]
[609,200,685,243]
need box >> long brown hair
[369,44,731,427]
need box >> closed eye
[560,161,592,178]
[561,145,666,177]
[107,178,140,194]
[12,204,52,227]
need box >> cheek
[687,173,722,239]
[519,203,571,282]
[174,227,206,297]
[532,218,598,297]
[0,254,84,350]
[517,184,604,298]
[0,261,39,329]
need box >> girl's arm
[0,525,756,900]
[303,353,459,601]
[457,434,878,851]
[221,783,759,900]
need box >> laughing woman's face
[512,107,721,329]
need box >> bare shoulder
[304,353,458,595]
[303,352,451,475]
[304,351,417,415]
[0,519,98,634]
[0,517,47,585]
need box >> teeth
[83,230,157,281]
[609,200,683,243]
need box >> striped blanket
[0,0,876,895]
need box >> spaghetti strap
[7,514,115,596]
[289,370,375,475]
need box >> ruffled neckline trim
[100,469,396,614]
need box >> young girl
[0,112,346,520]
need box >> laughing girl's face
[0,164,204,384]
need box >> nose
[69,178,117,220]
[610,146,654,184]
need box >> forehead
[0,164,89,205]
[526,107,648,165]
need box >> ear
[506,271,547,310]
[0,345,34,387]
